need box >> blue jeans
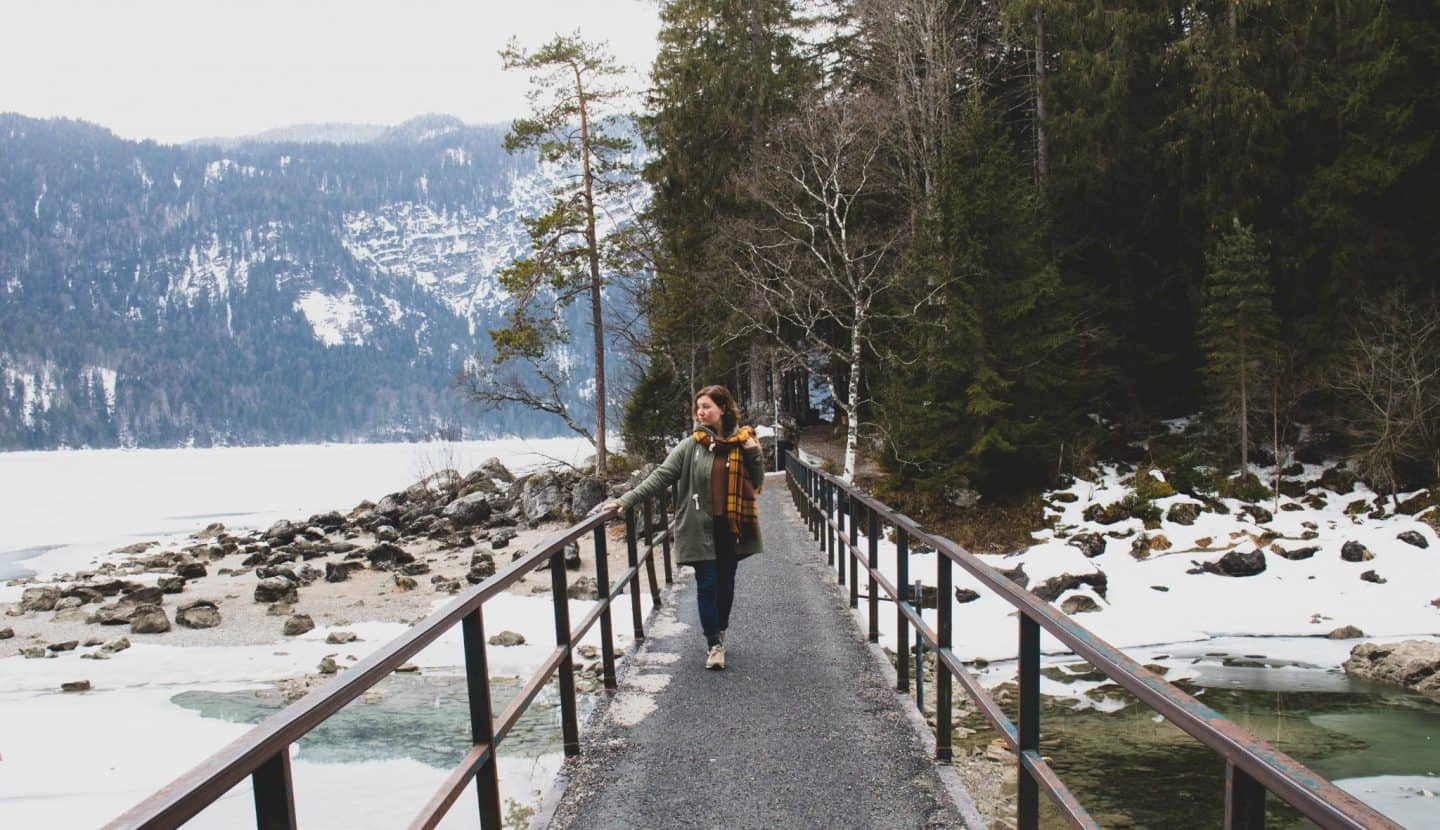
[693,519,739,646]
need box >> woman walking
[604,385,766,670]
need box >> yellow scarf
[693,426,761,538]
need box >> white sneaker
[705,643,726,670]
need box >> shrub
[1218,473,1272,503]
[1133,467,1176,500]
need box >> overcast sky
[1,0,661,145]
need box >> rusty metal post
[1226,762,1267,829]
[936,552,953,761]
[591,525,617,692]
[897,530,910,693]
[625,506,644,642]
[461,608,503,830]
[550,552,580,757]
[867,507,880,643]
[251,750,297,830]
[1018,615,1040,830]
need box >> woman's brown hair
[694,385,742,434]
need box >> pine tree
[1198,220,1277,479]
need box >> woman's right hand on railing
[597,500,625,515]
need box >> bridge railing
[104,492,675,830]
[786,452,1400,830]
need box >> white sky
[0,0,661,145]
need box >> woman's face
[694,394,723,429]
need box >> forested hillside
[626,0,1439,503]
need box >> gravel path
[543,473,971,829]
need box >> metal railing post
[251,750,297,830]
[826,480,836,565]
[625,507,644,642]
[867,508,880,643]
[936,553,953,761]
[1019,616,1041,830]
[461,609,503,830]
[642,498,662,607]
[836,489,846,585]
[659,490,674,585]
[848,493,860,609]
[914,578,925,712]
[550,552,580,757]
[1227,762,1267,829]
[897,530,910,693]
[591,526,618,692]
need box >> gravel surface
[543,474,969,829]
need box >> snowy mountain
[0,113,642,450]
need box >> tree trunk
[749,342,767,422]
[1239,330,1248,477]
[1273,378,1280,515]
[575,64,606,477]
[844,301,864,483]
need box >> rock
[442,492,493,528]
[175,561,208,579]
[20,646,50,659]
[1129,534,1153,560]
[1082,503,1129,525]
[998,563,1028,589]
[113,541,157,554]
[1061,595,1100,614]
[309,510,346,528]
[395,663,420,673]
[375,495,405,519]
[1344,640,1440,699]
[1326,625,1365,639]
[478,457,515,483]
[0,627,12,639]
[121,586,165,606]
[266,603,294,616]
[393,575,418,591]
[80,652,110,661]
[942,484,982,510]
[129,604,171,634]
[325,562,361,583]
[283,614,315,636]
[1360,570,1387,584]
[570,476,608,518]
[564,542,582,570]
[567,576,600,600]
[61,680,92,692]
[1341,541,1374,562]
[264,520,300,545]
[488,630,526,647]
[326,631,359,644]
[1067,533,1106,558]
[521,470,567,522]
[20,586,61,613]
[318,655,341,675]
[374,525,400,543]
[491,530,517,550]
[54,596,84,611]
[954,588,980,604]
[1271,545,1319,561]
[254,578,299,604]
[100,637,131,653]
[157,576,187,594]
[434,578,462,594]
[364,543,414,569]
[47,640,79,652]
[1034,571,1108,602]
[1165,502,1201,526]
[1212,549,1267,577]
[176,600,222,629]
[1240,504,1273,524]
[1398,530,1429,549]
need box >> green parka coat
[618,424,766,564]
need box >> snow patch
[294,291,372,347]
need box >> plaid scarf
[693,425,761,539]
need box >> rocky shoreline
[2,458,652,688]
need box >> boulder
[61,680,92,692]
[400,561,431,576]
[90,602,137,625]
[318,655,341,675]
[1344,640,1440,699]
[254,578,299,605]
[374,525,400,543]
[1239,504,1274,524]
[1163,498,1198,524]
[47,640,79,652]
[442,492,492,527]
[157,576,186,594]
[1061,595,1100,614]
[1067,533,1106,558]
[121,586,165,606]
[1326,625,1365,639]
[364,543,414,569]
[325,562,361,583]
[1340,541,1374,562]
[521,470,567,522]
[264,520,300,545]
[1034,571,1108,602]
[434,578,462,594]
[176,600,222,629]
[100,636,131,653]
[1397,530,1429,549]
[283,614,315,636]
[1271,545,1319,561]
[491,530,517,550]
[0,627,12,639]
[20,586,61,613]
[175,561,208,580]
[374,495,405,519]
[1213,549,1267,577]
[954,589,980,604]
[570,476,607,518]
[393,575,418,591]
[326,631,359,644]
[129,604,171,634]
[308,510,346,528]
[478,457,515,483]
[998,564,1029,589]
[1361,569,1387,584]
[488,630,526,647]
[564,542,582,571]
[567,576,600,600]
